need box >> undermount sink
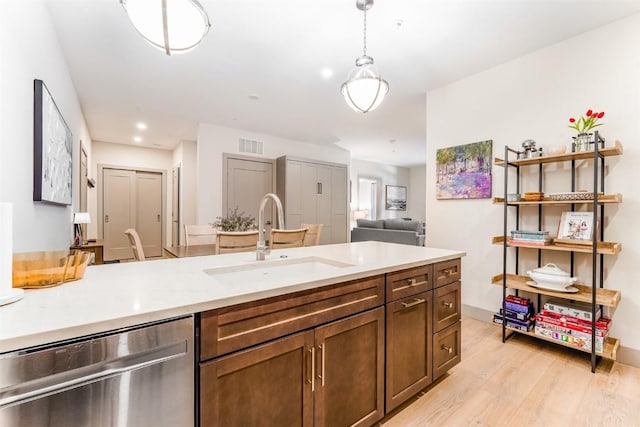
[203,256,354,286]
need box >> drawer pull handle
[406,278,417,286]
[442,301,453,309]
[442,345,453,354]
[401,298,425,309]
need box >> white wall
[0,1,92,252]
[92,141,174,245]
[196,123,350,224]
[408,165,426,224]
[349,159,411,223]
[426,14,640,352]
[172,140,197,245]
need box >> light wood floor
[381,317,640,426]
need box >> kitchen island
[0,241,464,426]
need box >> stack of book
[508,230,551,246]
[493,295,535,332]
[534,299,611,352]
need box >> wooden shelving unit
[494,140,623,166]
[492,235,622,255]
[495,133,623,370]
[494,324,620,360]
[491,274,621,307]
[492,194,622,205]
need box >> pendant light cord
[362,8,368,57]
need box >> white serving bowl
[527,263,577,288]
[548,146,567,155]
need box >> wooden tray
[13,250,91,289]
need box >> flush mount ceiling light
[341,0,389,113]
[120,0,211,56]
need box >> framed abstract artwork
[385,185,407,211]
[33,79,73,205]
[436,140,492,199]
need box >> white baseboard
[462,304,640,369]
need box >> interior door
[136,172,162,258]
[316,166,332,244]
[225,157,274,231]
[79,146,88,239]
[103,169,136,261]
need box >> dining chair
[300,223,323,246]
[124,228,145,261]
[214,231,259,255]
[269,228,308,250]
[184,224,217,246]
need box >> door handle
[317,343,325,387]
[307,347,315,392]
[317,183,322,194]
[104,214,109,223]
[157,214,161,222]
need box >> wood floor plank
[380,317,640,427]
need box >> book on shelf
[500,307,533,322]
[503,295,535,315]
[493,312,535,332]
[543,298,600,321]
[508,238,552,246]
[511,230,550,239]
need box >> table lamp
[73,212,91,246]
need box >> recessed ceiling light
[136,122,147,130]
[248,94,260,101]
[133,136,142,143]
[321,68,334,79]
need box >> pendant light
[341,0,389,113]
[120,0,211,56]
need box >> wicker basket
[12,250,91,289]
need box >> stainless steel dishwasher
[0,315,194,426]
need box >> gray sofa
[350,219,425,246]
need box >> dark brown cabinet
[199,259,462,427]
[200,331,314,426]
[314,308,385,427]
[199,276,386,427]
[385,290,433,412]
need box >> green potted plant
[212,207,256,232]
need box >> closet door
[103,169,136,261]
[300,162,319,225]
[136,172,162,258]
[316,166,332,244]
[330,166,347,244]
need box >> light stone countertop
[0,242,465,354]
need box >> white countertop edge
[0,242,465,353]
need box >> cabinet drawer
[433,281,461,332]
[434,258,461,288]
[200,275,385,360]
[433,321,461,379]
[386,264,433,302]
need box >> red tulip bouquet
[568,109,605,134]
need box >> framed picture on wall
[33,79,73,205]
[385,185,407,211]
[436,140,492,199]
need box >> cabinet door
[300,162,319,225]
[386,291,433,412]
[200,331,314,427]
[314,307,385,427]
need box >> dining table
[164,244,217,258]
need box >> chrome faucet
[256,193,285,260]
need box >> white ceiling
[46,0,640,167]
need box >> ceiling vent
[238,138,264,155]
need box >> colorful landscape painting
[436,140,492,199]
